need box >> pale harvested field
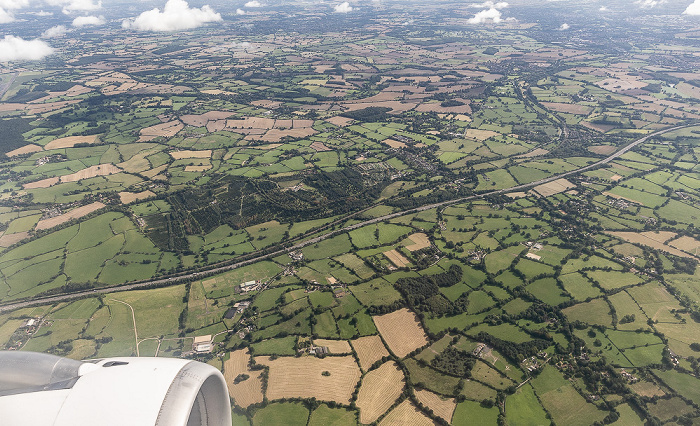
[379,399,434,426]
[223,349,264,409]
[595,78,647,92]
[255,355,361,404]
[44,135,99,150]
[249,144,282,150]
[226,117,276,129]
[382,139,406,149]
[533,178,575,197]
[356,362,405,424]
[181,111,234,127]
[61,164,122,183]
[127,147,169,170]
[313,339,352,354]
[351,335,390,371]
[184,165,212,172]
[611,175,623,181]
[589,145,617,155]
[517,148,549,158]
[629,381,666,398]
[27,100,81,114]
[406,233,431,251]
[414,389,456,422]
[506,192,528,198]
[669,236,700,255]
[142,164,168,179]
[639,231,678,243]
[0,103,27,112]
[373,308,428,358]
[341,100,416,114]
[464,129,499,141]
[170,150,212,159]
[310,141,332,152]
[326,116,354,127]
[384,249,411,268]
[6,144,43,157]
[139,120,183,141]
[273,119,292,129]
[119,190,155,204]
[36,202,106,230]
[258,127,316,142]
[0,231,28,247]
[541,102,592,115]
[608,231,692,259]
[251,100,282,109]
[24,176,59,189]
[293,119,314,128]
[206,120,226,132]
[677,82,700,100]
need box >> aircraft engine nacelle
[0,351,231,426]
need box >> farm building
[236,280,259,293]
[193,335,213,353]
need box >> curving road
[0,123,694,313]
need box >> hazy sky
[0,0,699,62]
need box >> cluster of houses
[607,197,632,210]
[296,338,329,357]
[521,351,549,372]
[5,318,44,351]
[619,369,639,383]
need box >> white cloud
[236,7,245,15]
[0,7,15,22]
[559,23,570,30]
[64,0,101,12]
[684,0,700,15]
[599,5,608,11]
[469,1,508,9]
[47,0,101,13]
[42,25,68,37]
[634,0,666,8]
[0,0,27,10]
[0,36,54,62]
[244,0,261,7]
[468,1,508,24]
[122,0,221,31]
[468,7,502,23]
[334,1,352,13]
[72,14,104,26]
[31,10,54,15]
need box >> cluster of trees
[430,346,476,377]
[340,106,391,122]
[395,265,467,315]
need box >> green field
[505,384,548,426]
[253,403,309,426]
[308,405,357,426]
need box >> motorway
[0,123,694,313]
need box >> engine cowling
[0,351,231,426]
